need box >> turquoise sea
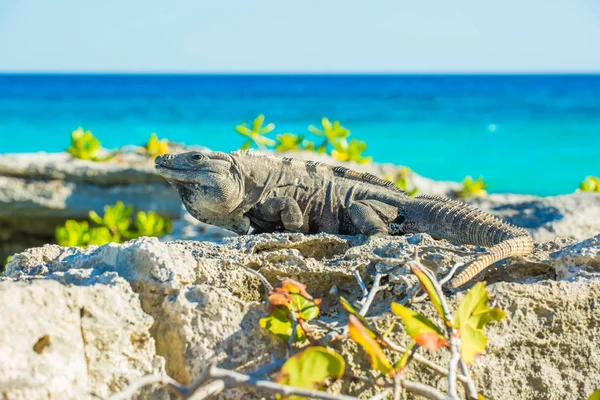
[0,74,599,196]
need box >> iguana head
[155,151,244,214]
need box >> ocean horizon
[1,73,599,196]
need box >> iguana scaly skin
[155,150,533,288]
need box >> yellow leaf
[391,303,448,351]
[409,263,451,327]
[454,282,506,365]
[348,314,393,375]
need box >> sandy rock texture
[2,231,599,400]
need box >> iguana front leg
[254,197,306,233]
[348,200,398,236]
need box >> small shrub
[308,117,350,153]
[331,138,372,164]
[55,220,114,247]
[456,176,488,199]
[66,127,116,161]
[55,202,171,247]
[235,114,276,150]
[275,133,304,152]
[66,127,102,160]
[145,133,170,158]
[578,176,600,193]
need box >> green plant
[331,138,372,164]
[578,176,600,193]
[55,202,172,247]
[145,133,170,158]
[55,220,113,247]
[456,176,488,199]
[134,211,172,237]
[89,201,135,239]
[259,278,346,398]
[308,117,350,153]
[235,114,276,150]
[275,133,304,152]
[385,167,418,196]
[66,127,110,161]
[344,263,503,399]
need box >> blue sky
[0,0,599,73]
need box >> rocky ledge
[2,231,599,399]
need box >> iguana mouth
[155,165,190,172]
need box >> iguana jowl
[155,150,533,288]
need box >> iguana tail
[403,195,534,288]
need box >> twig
[380,336,467,383]
[107,375,183,400]
[234,262,273,292]
[353,270,369,298]
[393,374,402,400]
[209,366,358,400]
[359,271,383,316]
[401,379,448,400]
[249,358,285,379]
[439,261,465,287]
[459,359,479,400]
[447,336,461,400]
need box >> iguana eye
[191,154,203,161]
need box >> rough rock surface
[2,231,599,399]
[470,192,600,242]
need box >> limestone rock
[0,278,166,400]
[2,231,599,399]
[469,192,600,241]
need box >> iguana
[155,150,533,289]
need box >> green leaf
[456,176,488,199]
[240,140,251,150]
[277,346,345,399]
[261,122,275,134]
[252,114,265,133]
[409,263,451,328]
[87,226,115,246]
[579,176,600,193]
[278,279,320,321]
[394,341,416,373]
[276,133,303,152]
[134,211,172,237]
[259,306,306,343]
[307,125,323,136]
[391,303,448,351]
[66,127,102,160]
[263,279,320,343]
[347,314,393,375]
[339,296,377,338]
[454,282,506,365]
[55,220,91,247]
[587,390,600,400]
[235,124,252,136]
